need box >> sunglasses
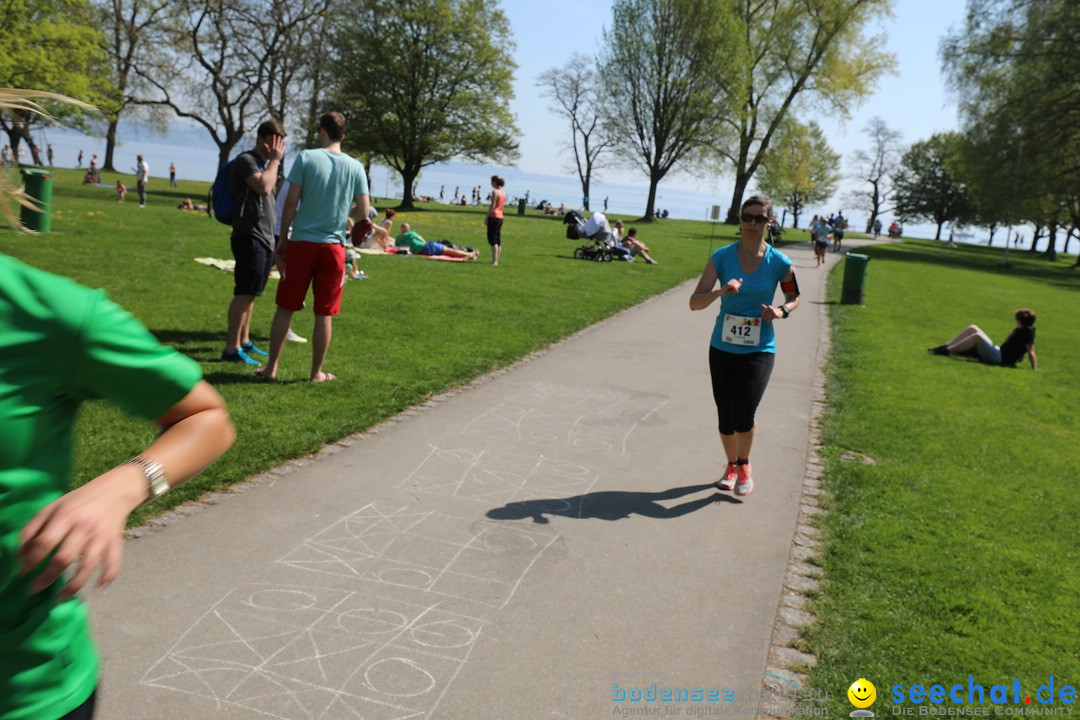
[740,213,770,224]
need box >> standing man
[221,119,286,365]
[135,155,149,207]
[259,111,368,382]
[46,144,54,166]
[169,162,177,188]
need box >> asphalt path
[87,238,864,719]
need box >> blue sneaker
[242,342,269,357]
[221,348,261,365]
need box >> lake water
[28,125,1065,254]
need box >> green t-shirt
[394,230,426,254]
[0,255,202,720]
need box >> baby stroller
[564,210,613,261]
[574,237,614,262]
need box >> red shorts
[275,241,345,316]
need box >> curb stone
[759,262,833,720]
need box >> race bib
[722,313,763,347]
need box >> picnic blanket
[195,257,281,279]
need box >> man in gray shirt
[222,119,286,365]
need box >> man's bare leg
[257,307,293,378]
[226,295,255,353]
[310,314,335,381]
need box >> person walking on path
[258,111,369,383]
[689,194,801,497]
[134,155,149,207]
[486,174,506,266]
[221,119,287,366]
[0,253,235,720]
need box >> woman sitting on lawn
[928,308,1037,371]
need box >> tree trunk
[11,125,43,166]
[582,177,591,214]
[987,223,997,246]
[104,118,119,172]
[640,176,658,222]
[398,164,420,211]
[725,168,753,225]
[1043,223,1057,261]
[934,221,944,240]
[1028,224,1043,254]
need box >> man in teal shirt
[259,112,369,382]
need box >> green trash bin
[841,253,871,304]
[20,169,53,233]
[517,198,526,216]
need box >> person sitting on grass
[349,207,396,250]
[620,226,658,264]
[394,223,478,260]
[928,308,1037,371]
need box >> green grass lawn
[807,239,1080,711]
[1,167,762,523]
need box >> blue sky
[502,0,970,209]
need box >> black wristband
[780,305,790,318]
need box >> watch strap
[125,457,169,504]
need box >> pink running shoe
[717,463,738,491]
[734,463,754,497]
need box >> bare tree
[255,0,335,138]
[537,55,611,213]
[134,0,325,166]
[843,117,903,232]
[98,0,175,171]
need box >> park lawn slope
[806,239,1080,712]
[0,167,752,523]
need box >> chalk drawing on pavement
[141,584,482,720]
[396,446,599,509]
[276,503,558,610]
[460,382,668,456]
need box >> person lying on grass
[393,223,479,260]
[928,308,1037,371]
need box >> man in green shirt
[394,223,478,259]
[1,254,235,720]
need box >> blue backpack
[210,151,253,225]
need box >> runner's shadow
[486,483,737,524]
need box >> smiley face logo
[848,678,877,709]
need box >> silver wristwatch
[126,457,169,504]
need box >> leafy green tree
[598,0,741,221]
[756,118,840,229]
[331,0,519,210]
[716,0,895,224]
[893,133,975,241]
[942,0,1080,259]
[0,0,110,164]
[538,54,611,214]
